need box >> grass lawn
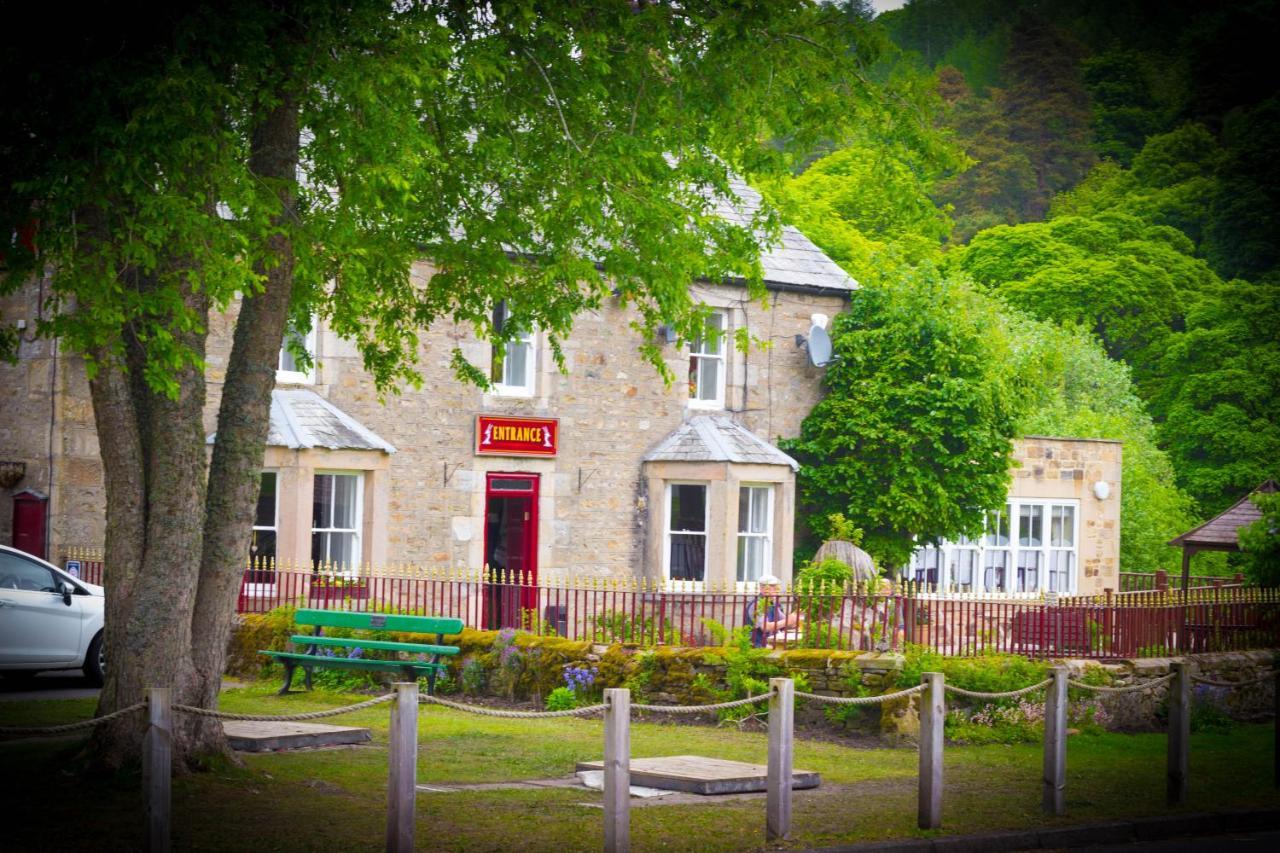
[2,681,1277,852]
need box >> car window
[0,552,59,593]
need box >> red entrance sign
[475,415,559,457]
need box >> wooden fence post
[604,688,631,853]
[143,687,172,853]
[767,678,795,842]
[386,681,419,853]
[1167,661,1190,806]
[1042,667,1068,815]
[918,672,944,829]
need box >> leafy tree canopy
[947,210,1219,389]
[781,264,1023,569]
[1009,318,1198,574]
[1152,275,1280,515]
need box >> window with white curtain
[688,310,726,408]
[908,500,1080,594]
[311,472,363,573]
[736,484,773,582]
[665,483,707,582]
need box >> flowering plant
[563,664,598,695]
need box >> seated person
[745,573,800,648]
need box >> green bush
[897,645,1049,697]
[545,687,577,711]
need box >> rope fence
[171,694,394,722]
[943,679,1052,700]
[420,695,608,718]
[0,701,147,736]
[796,683,929,705]
[3,661,1276,853]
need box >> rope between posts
[632,693,774,714]
[420,695,607,718]
[172,694,394,721]
[1066,672,1177,694]
[1191,670,1277,689]
[0,701,146,736]
[944,679,1052,700]
[794,683,928,706]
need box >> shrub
[545,687,577,712]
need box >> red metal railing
[1119,570,1246,593]
[59,549,1280,659]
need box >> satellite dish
[806,324,833,367]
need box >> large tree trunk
[185,91,300,758]
[89,264,210,771]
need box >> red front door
[483,473,539,628]
[12,491,48,561]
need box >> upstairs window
[688,310,726,409]
[277,320,316,384]
[490,301,536,396]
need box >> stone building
[0,184,1123,595]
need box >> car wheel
[84,632,105,686]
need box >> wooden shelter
[1168,480,1276,589]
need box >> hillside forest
[778,0,1279,578]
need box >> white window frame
[277,319,317,385]
[736,484,774,584]
[245,470,279,595]
[908,498,1080,595]
[311,470,364,575]
[688,310,727,410]
[663,481,709,587]
[492,328,537,397]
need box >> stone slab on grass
[574,754,819,795]
[224,720,371,752]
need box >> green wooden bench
[260,609,463,695]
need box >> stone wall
[1012,436,1123,594]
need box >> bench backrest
[295,609,464,636]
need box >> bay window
[736,485,773,582]
[248,471,278,583]
[666,483,707,582]
[311,472,363,572]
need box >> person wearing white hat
[745,573,799,648]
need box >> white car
[0,544,105,685]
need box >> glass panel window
[491,302,535,396]
[909,500,1080,595]
[736,485,773,582]
[249,472,278,582]
[688,310,726,408]
[982,507,1011,592]
[667,483,707,582]
[1016,504,1043,592]
[1048,504,1076,592]
[312,472,362,573]
[277,320,316,384]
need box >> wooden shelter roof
[1168,480,1277,551]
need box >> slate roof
[1168,480,1276,550]
[207,389,396,454]
[717,177,858,294]
[643,415,799,471]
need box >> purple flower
[347,647,363,659]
